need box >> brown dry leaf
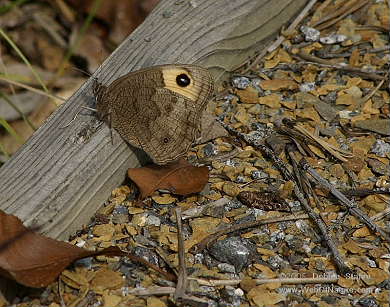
[0,210,101,288]
[128,158,209,199]
[341,240,365,254]
[259,79,298,91]
[0,210,172,288]
[90,268,124,291]
[236,87,259,103]
[248,285,284,307]
[146,297,167,307]
[258,94,281,108]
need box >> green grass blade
[0,27,49,93]
[0,116,23,144]
[0,91,36,131]
[0,141,10,160]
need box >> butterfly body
[94,64,214,165]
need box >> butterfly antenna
[60,106,97,129]
[71,66,92,77]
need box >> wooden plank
[0,0,308,240]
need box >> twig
[126,286,211,305]
[290,51,386,80]
[189,213,308,253]
[287,147,352,275]
[300,159,390,243]
[356,77,387,109]
[342,187,390,198]
[219,122,352,274]
[155,246,178,276]
[190,276,338,286]
[195,147,240,165]
[0,92,36,131]
[293,124,353,162]
[317,45,390,59]
[314,0,369,31]
[97,246,177,282]
[217,120,294,181]
[58,278,66,307]
[127,286,176,296]
[0,76,65,104]
[238,0,319,73]
[308,0,333,26]
[174,208,187,300]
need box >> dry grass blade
[294,124,353,161]
[190,213,309,253]
[173,208,187,300]
[300,159,390,243]
[314,0,369,30]
[0,29,48,93]
[240,0,319,73]
[0,117,23,144]
[190,276,339,286]
[0,76,65,104]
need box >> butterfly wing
[96,65,214,165]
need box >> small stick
[0,76,65,103]
[317,45,390,59]
[356,77,386,109]
[174,208,187,300]
[300,159,390,243]
[217,119,294,181]
[190,276,338,286]
[239,0,319,73]
[315,0,369,31]
[290,51,386,80]
[127,286,176,296]
[342,187,390,197]
[288,148,352,275]
[190,213,308,253]
[311,0,361,27]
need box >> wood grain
[0,0,308,240]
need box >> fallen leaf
[128,159,209,199]
[90,268,124,291]
[259,79,298,91]
[0,210,174,288]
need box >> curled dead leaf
[0,210,175,288]
[128,159,209,199]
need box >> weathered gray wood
[0,0,308,240]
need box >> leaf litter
[2,0,390,306]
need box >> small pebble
[299,82,316,92]
[74,257,93,269]
[146,214,161,227]
[112,205,129,224]
[357,297,379,307]
[232,76,251,89]
[209,236,256,272]
[371,140,390,157]
[217,263,236,273]
[300,26,320,41]
[320,34,347,44]
[203,143,217,157]
[379,279,390,290]
[251,170,268,180]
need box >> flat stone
[208,236,256,272]
[354,119,390,136]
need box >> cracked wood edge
[0,0,308,240]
